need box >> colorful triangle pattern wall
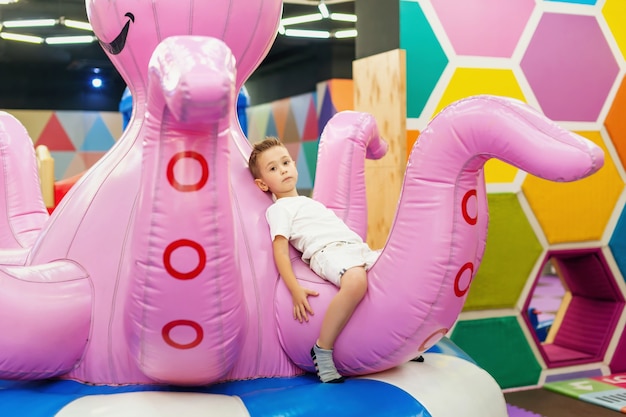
[3,109,123,181]
[246,79,354,195]
[1,78,353,191]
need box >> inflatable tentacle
[347,96,603,373]
[0,112,49,249]
[126,37,246,385]
[0,260,91,379]
[312,111,388,240]
[0,247,31,265]
[276,95,604,376]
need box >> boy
[248,137,379,383]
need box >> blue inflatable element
[237,86,250,136]
[236,377,429,417]
[0,338,507,417]
[425,334,477,364]
[118,86,133,131]
[0,375,427,417]
[117,85,250,135]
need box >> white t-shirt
[266,195,363,263]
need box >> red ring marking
[418,328,449,351]
[461,189,477,225]
[162,320,203,349]
[163,239,206,280]
[166,151,209,192]
[454,262,474,297]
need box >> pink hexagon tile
[430,0,535,57]
[521,13,619,122]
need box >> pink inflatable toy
[0,0,603,388]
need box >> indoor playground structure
[0,0,610,416]
[357,1,626,403]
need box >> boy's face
[254,146,298,197]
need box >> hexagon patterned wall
[397,0,626,389]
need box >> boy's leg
[312,267,367,382]
[317,266,367,349]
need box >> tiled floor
[505,388,623,416]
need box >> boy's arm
[272,235,318,322]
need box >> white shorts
[309,242,380,286]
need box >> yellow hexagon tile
[603,0,626,62]
[434,68,527,115]
[522,131,624,244]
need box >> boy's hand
[271,236,318,322]
[291,286,318,322]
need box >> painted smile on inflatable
[0,0,603,392]
[100,12,134,55]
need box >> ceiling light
[63,19,92,31]
[284,29,330,39]
[91,77,103,88]
[2,18,56,28]
[334,29,358,39]
[281,13,323,26]
[0,0,19,4]
[45,35,96,45]
[330,13,357,23]
[0,32,43,43]
[318,1,330,19]
[278,2,356,41]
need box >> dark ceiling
[0,0,355,111]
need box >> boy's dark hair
[248,136,285,179]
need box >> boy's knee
[341,268,368,295]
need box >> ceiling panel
[0,0,355,110]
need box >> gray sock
[311,344,345,383]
